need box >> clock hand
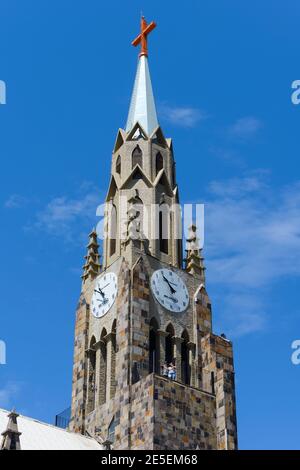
[95,282,110,296]
[162,274,176,295]
[94,288,105,298]
[164,294,178,303]
[101,283,110,290]
[162,274,177,286]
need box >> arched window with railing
[165,323,175,365]
[181,330,190,385]
[149,318,159,374]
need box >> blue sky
[0,0,300,450]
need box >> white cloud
[228,116,263,139]
[26,188,102,243]
[159,104,207,127]
[24,182,104,244]
[4,194,27,209]
[204,173,300,336]
[215,292,268,337]
[0,382,22,409]
[208,173,268,198]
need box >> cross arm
[131,21,157,47]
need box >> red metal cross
[131,16,157,58]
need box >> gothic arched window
[116,155,121,175]
[109,204,117,256]
[170,203,183,266]
[149,318,159,374]
[181,330,190,385]
[110,320,117,399]
[87,336,96,414]
[132,145,143,169]
[159,203,169,254]
[165,323,175,365]
[156,152,163,175]
[99,328,107,406]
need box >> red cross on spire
[131,16,157,58]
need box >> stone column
[157,330,168,374]
[85,347,96,414]
[95,338,107,406]
[188,342,196,387]
[173,337,184,382]
[104,333,113,401]
[110,331,117,398]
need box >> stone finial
[1,409,22,450]
[185,224,205,281]
[81,229,101,283]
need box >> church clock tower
[69,17,238,450]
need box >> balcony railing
[55,406,71,429]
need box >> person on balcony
[161,362,168,377]
[168,363,176,380]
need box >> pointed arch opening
[165,323,175,365]
[132,145,143,169]
[116,155,121,175]
[170,202,183,266]
[109,204,117,256]
[110,320,117,399]
[149,317,159,374]
[155,152,163,175]
[181,330,190,385]
[159,203,169,254]
[99,328,107,406]
[87,336,96,414]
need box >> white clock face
[150,269,189,313]
[91,272,118,318]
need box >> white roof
[0,408,104,450]
[126,55,159,136]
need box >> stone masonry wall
[69,294,90,433]
[86,373,217,450]
[153,375,216,450]
[131,257,151,383]
[201,334,238,450]
[70,251,238,450]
